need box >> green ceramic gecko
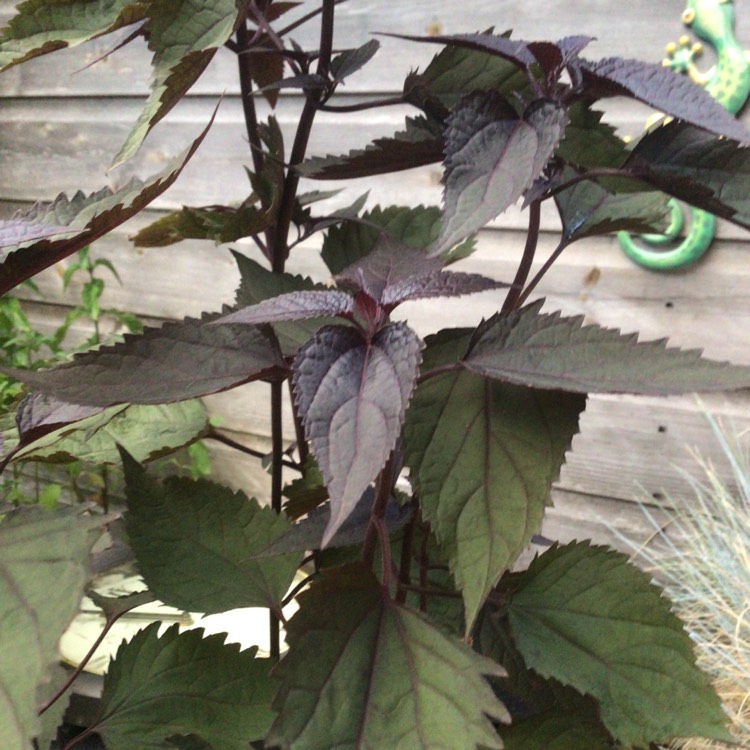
[618,0,750,270]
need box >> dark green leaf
[113,0,242,165]
[576,56,750,143]
[506,541,731,747]
[322,205,476,275]
[404,369,584,629]
[298,115,443,180]
[0,0,146,69]
[268,565,508,749]
[404,30,531,113]
[555,103,629,169]
[3,311,283,406]
[435,94,567,254]
[553,166,670,241]
[122,452,301,613]
[464,299,750,394]
[0,112,215,295]
[0,508,94,750]
[293,324,422,544]
[627,120,750,229]
[232,251,335,355]
[96,623,275,748]
[330,40,380,83]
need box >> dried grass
[619,414,750,749]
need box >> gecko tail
[617,205,715,271]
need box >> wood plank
[1,0,735,97]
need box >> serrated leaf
[131,203,272,247]
[404,30,532,113]
[14,399,209,466]
[113,0,242,165]
[506,541,731,746]
[0,508,94,750]
[576,56,750,144]
[217,290,354,326]
[0,112,214,295]
[553,165,670,241]
[335,235,506,306]
[259,490,411,557]
[298,115,443,179]
[435,94,567,254]
[232,251,336,354]
[528,35,592,82]
[330,39,380,83]
[2,311,283,406]
[0,220,76,247]
[322,205,476,275]
[0,0,146,70]
[463,299,750,394]
[95,623,275,749]
[245,39,286,108]
[403,369,584,630]
[556,102,629,169]
[268,564,508,750]
[292,323,422,545]
[122,451,301,613]
[626,120,750,229]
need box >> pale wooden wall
[2,0,750,549]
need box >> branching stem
[516,237,571,306]
[502,199,541,312]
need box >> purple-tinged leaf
[463,300,750,394]
[0,111,215,295]
[575,57,750,144]
[625,121,750,228]
[336,235,506,306]
[2,312,283,407]
[10,392,105,456]
[257,490,411,557]
[112,0,242,165]
[244,41,286,108]
[232,253,340,355]
[0,221,76,248]
[330,40,380,83]
[297,116,443,180]
[0,0,146,70]
[385,31,538,70]
[556,36,594,69]
[292,323,423,545]
[215,290,354,326]
[434,94,568,254]
[269,565,508,750]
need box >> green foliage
[0,4,747,748]
[94,623,276,748]
[0,508,95,750]
[269,565,508,750]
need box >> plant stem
[395,512,416,604]
[276,0,349,38]
[39,611,128,716]
[236,23,265,178]
[397,582,462,599]
[288,379,309,465]
[206,428,299,470]
[316,95,404,113]
[502,199,541,312]
[516,237,570,307]
[269,378,284,662]
[271,0,336,272]
[362,450,399,572]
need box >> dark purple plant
[1,2,749,748]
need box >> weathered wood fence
[2,0,749,549]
